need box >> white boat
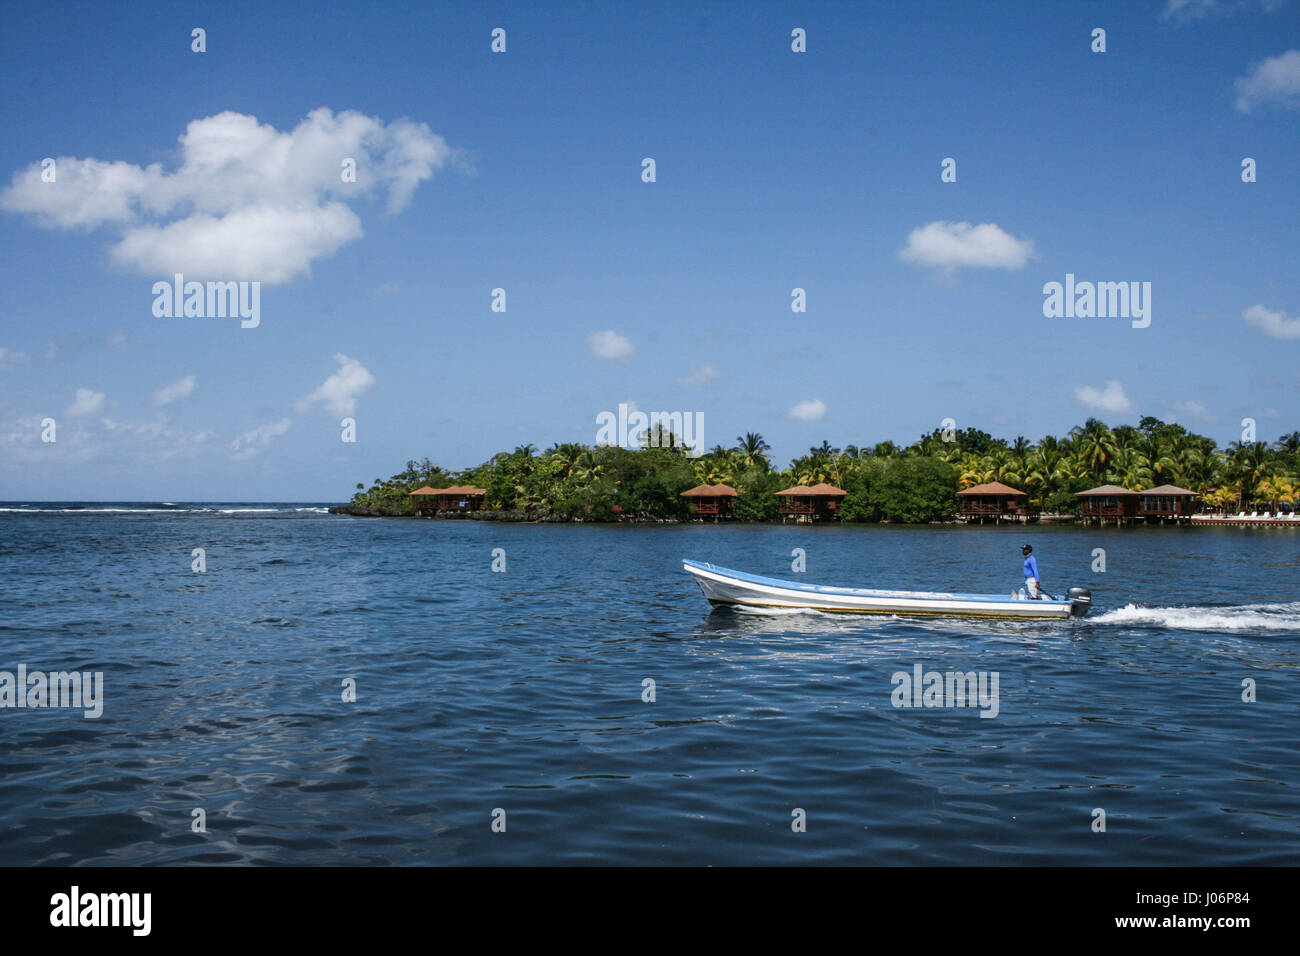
[683,559,1091,620]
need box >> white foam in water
[731,605,831,617]
[1093,601,1300,632]
[0,507,177,513]
[0,505,326,514]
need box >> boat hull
[683,559,1084,620]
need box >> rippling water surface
[1,505,1298,865]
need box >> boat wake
[1092,601,1300,632]
[728,605,832,617]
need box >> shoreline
[327,505,1298,527]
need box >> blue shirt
[1023,555,1039,580]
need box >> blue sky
[1,0,1297,500]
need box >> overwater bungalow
[957,481,1030,523]
[1076,484,1141,524]
[680,483,740,518]
[410,485,487,514]
[776,483,846,521]
[1139,484,1199,522]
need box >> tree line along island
[333,418,1300,525]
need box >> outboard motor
[1066,587,1092,618]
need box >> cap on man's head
[1022,544,1032,553]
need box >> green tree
[735,433,772,470]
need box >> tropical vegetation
[344,418,1300,522]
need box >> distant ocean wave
[0,503,336,515]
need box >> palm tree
[1272,432,1300,455]
[574,451,603,482]
[1073,419,1118,482]
[548,443,584,477]
[1024,444,1065,509]
[1255,476,1295,513]
[1202,486,1236,514]
[1174,445,1214,493]
[913,430,951,458]
[643,424,683,450]
[735,433,772,470]
[693,461,734,485]
[1108,446,1154,489]
[1226,441,1269,508]
[828,452,857,487]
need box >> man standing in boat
[1022,544,1042,599]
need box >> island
[332,418,1299,525]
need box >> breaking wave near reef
[0,503,334,515]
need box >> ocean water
[1,504,1298,865]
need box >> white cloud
[788,399,828,422]
[1235,49,1300,112]
[41,329,127,361]
[1162,0,1289,22]
[0,347,29,366]
[1074,380,1133,414]
[111,203,363,284]
[1170,400,1217,423]
[231,418,292,461]
[1162,0,1220,18]
[296,354,375,417]
[677,362,719,387]
[152,374,197,406]
[0,415,46,450]
[588,330,634,360]
[0,414,97,465]
[1,410,214,469]
[1243,303,1300,338]
[66,388,105,416]
[100,417,216,460]
[899,221,1036,273]
[1,108,459,284]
